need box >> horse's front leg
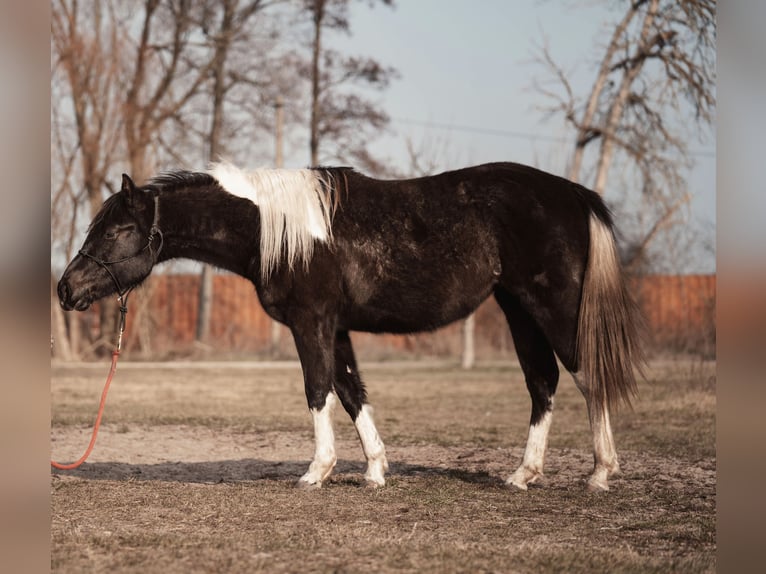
[291,318,339,489]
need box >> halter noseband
[79,193,163,299]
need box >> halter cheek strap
[79,193,163,298]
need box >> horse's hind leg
[495,283,621,491]
[571,373,620,491]
[334,331,388,487]
[495,288,559,490]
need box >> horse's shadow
[51,458,502,487]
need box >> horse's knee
[305,385,334,412]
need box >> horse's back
[337,162,598,280]
[327,163,598,334]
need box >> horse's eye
[105,224,135,240]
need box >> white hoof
[506,466,543,490]
[299,454,337,490]
[364,478,384,488]
[364,456,389,488]
[586,463,618,492]
[586,476,609,492]
[296,477,323,490]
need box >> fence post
[461,313,476,369]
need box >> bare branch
[531,0,715,272]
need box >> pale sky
[295,0,717,273]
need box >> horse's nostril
[57,280,71,305]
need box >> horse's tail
[576,211,644,412]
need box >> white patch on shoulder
[208,161,334,279]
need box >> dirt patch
[51,360,716,573]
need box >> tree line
[52,0,396,357]
[51,0,715,360]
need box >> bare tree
[303,0,397,171]
[52,0,398,358]
[120,1,218,180]
[91,1,218,353]
[194,0,274,345]
[51,0,319,358]
[52,0,126,355]
[535,0,715,272]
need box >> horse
[57,161,643,491]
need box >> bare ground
[51,359,716,573]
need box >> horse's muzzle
[57,277,91,311]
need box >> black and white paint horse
[58,161,642,491]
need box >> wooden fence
[629,274,716,355]
[62,274,715,359]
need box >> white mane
[208,161,335,280]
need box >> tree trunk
[270,96,285,354]
[197,1,234,345]
[309,0,325,166]
[567,2,643,183]
[592,0,659,196]
[51,274,74,361]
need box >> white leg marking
[507,409,553,490]
[587,405,620,492]
[354,405,389,487]
[299,392,338,488]
[572,372,619,491]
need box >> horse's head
[58,174,163,311]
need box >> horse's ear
[121,174,144,210]
[121,174,136,194]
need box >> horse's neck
[157,186,258,277]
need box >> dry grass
[51,359,715,573]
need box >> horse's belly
[341,301,487,334]
[340,262,497,334]
[336,220,501,333]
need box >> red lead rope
[51,350,120,470]
[51,295,128,470]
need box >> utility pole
[270,96,284,355]
[275,96,284,168]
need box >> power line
[391,117,716,159]
[392,117,569,144]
